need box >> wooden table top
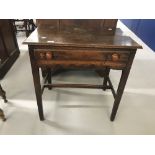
[24,26,142,49]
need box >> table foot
[0,109,6,122]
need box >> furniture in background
[12,19,36,37]
[0,19,20,79]
[0,84,7,121]
[24,19,142,121]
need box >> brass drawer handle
[112,53,119,61]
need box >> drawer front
[53,50,107,61]
[34,50,106,61]
[34,49,130,69]
[34,49,129,62]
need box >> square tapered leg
[0,84,7,121]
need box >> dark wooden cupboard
[0,19,20,79]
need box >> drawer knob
[112,53,119,61]
[46,52,52,60]
[39,52,45,59]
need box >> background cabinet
[0,19,20,79]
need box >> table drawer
[34,50,106,61]
[53,50,108,61]
[34,49,130,62]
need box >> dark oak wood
[0,84,7,103]
[0,19,20,79]
[47,68,52,90]
[110,52,136,121]
[44,83,112,89]
[28,46,44,120]
[36,60,127,70]
[103,68,110,90]
[0,84,7,121]
[24,19,142,121]
[24,27,141,49]
[107,77,116,99]
[36,19,118,35]
[0,109,6,121]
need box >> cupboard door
[0,33,8,64]
[0,19,20,79]
[0,20,17,55]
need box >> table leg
[0,85,7,103]
[110,52,136,121]
[47,68,52,90]
[0,85,7,121]
[29,47,44,121]
[0,108,6,121]
[103,68,110,91]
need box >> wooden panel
[53,50,106,60]
[34,49,130,63]
[102,20,118,34]
[36,60,126,69]
[34,49,129,70]
[36,19,118,35]
[103,20,118,27]
[24,28,142,49]
[0,33,7,63]
[0,20,16,55]
[36,19,59,26]
[60,19,104,30]
[34,49,106,61]
[0,19,20,79]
